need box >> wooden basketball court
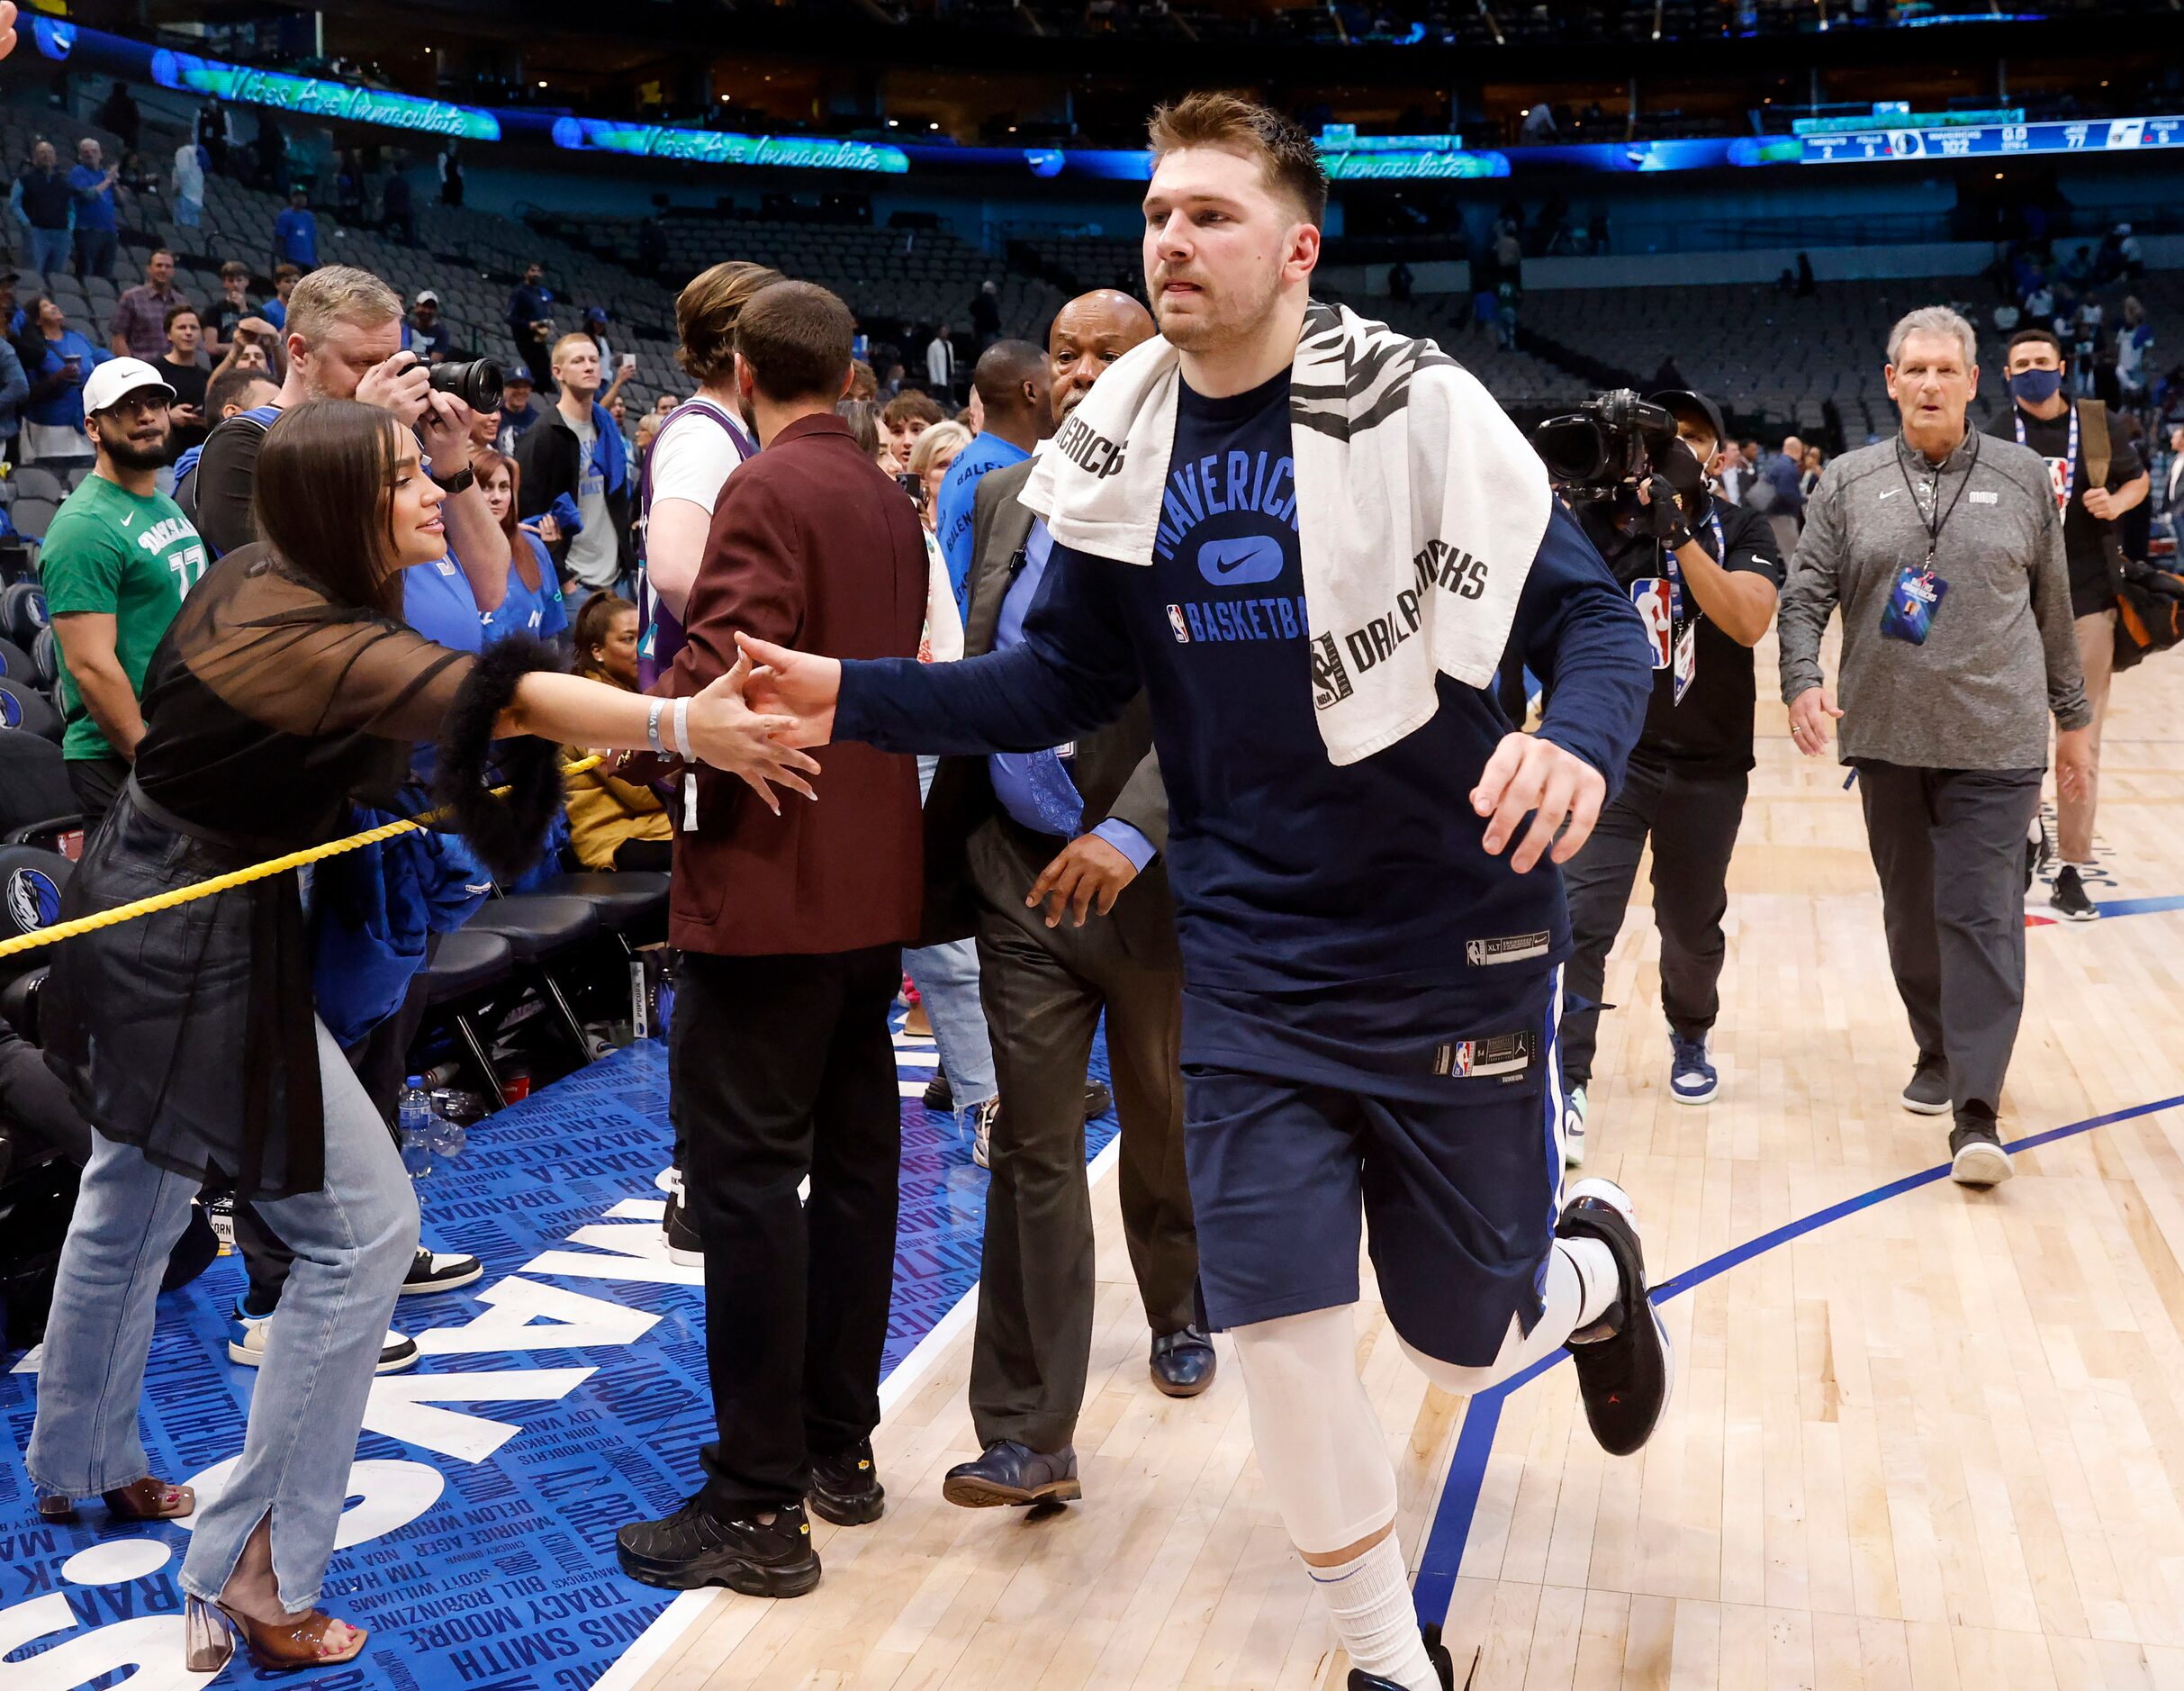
[629,630,2184,1691]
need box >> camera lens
[428,358,504,416]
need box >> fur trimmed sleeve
[430,632,569,882]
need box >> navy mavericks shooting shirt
[837,370,1651,1097]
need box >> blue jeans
[28,1019,418,1614]
[23,224,69,278]
[73,226,116,281]
[904,755,997,1116]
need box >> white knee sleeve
[1231,1304,1397,1556]
[1395,1235,1615,1396]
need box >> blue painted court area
[0,1021,1118,1691]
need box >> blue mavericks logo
[1197,534,1286,587]
[7,866,59,931]
[0,690,19,728]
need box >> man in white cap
[405,288,452,365]
[40,357,207,822]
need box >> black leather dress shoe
[924,1072,952,1112]
[1083,1079,1114,1118]
[808,1439,885,1525]
[616,1497,820,1597]
[1347,1622,1455,1689]
[941,1440,1081,1508]
[1149,1325,1216,1397]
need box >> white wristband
[645,698,666,756]
[672,696,692,762]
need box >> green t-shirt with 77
[39,474,209,762]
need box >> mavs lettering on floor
[1158,447,1306,645]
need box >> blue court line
[1410,1090,2184,1626]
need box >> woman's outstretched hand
[686,653,823,814]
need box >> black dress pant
[1855,761,2044,1117]
[1558,756,1750,1089]
[64,755,131,828]
[674,943,903,1514]
[965,816,1198,1454]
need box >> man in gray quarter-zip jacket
[1779,304,2093,1191]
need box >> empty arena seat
[1,582,46,646]
[0,846,70,982]
[419,927,518,1001]
[0,636,35,685]
[465,893,603,958]
[0,734,79,847]
[465,893,607,1060]
[529,871,670,931]
[0,678,61,744]
[1,966,45,1043]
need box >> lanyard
[2014,404,2077,508]
[1896,431,1980,571]
[1661,511,1726,623]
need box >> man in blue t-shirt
[272,186,319,270]
[740,96,1669,1690]
[66,138,119,280]
[932,339,1049,613]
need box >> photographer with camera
[1536,388,1782,1164]
[185,266,510,617]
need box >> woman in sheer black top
[23,399,816,1676]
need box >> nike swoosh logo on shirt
[1878,489,1900,500]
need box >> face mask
[2008,367,2064,405]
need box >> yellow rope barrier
[0,755,607,964]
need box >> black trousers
[674,943,902,1513]
[963,816,1199,1453]
[64,755,131,828]
[1855,761,2044,1117]
[1558,757,1750,1089]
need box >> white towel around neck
[1019,300,1553,765]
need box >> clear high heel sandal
[184,1596,369,1674]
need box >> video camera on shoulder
[1530,387,1709,565]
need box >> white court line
[589,1134,1123,1690]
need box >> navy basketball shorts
[1181,1025,1565,1369]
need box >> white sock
[1308,1533,1439,1691]
[1562,1235,1620,1334]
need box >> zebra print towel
[1018,298,1553,764]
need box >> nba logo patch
[1431,1030,1535,1080]
[1629,578,1673,669]
[1166,604,1191,643]
[1311,631,1353,709]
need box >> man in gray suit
[927,288,1208,1512]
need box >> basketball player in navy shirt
[744,96,1667,1690]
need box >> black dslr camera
[428,357,505,416]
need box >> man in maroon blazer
[615,280,929,1600]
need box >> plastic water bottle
[398,1076,435,1180]
[428,1090,467,1162]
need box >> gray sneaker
[1900,1054,1950,1116]
[1948,1114,2014,1187]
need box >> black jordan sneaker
[1346,1622,1456,1689]
[808,1439,885,1525]
[615,1497,821,1597]
[1557,1178,1674,1458]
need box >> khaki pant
[2060,608,2116,864]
